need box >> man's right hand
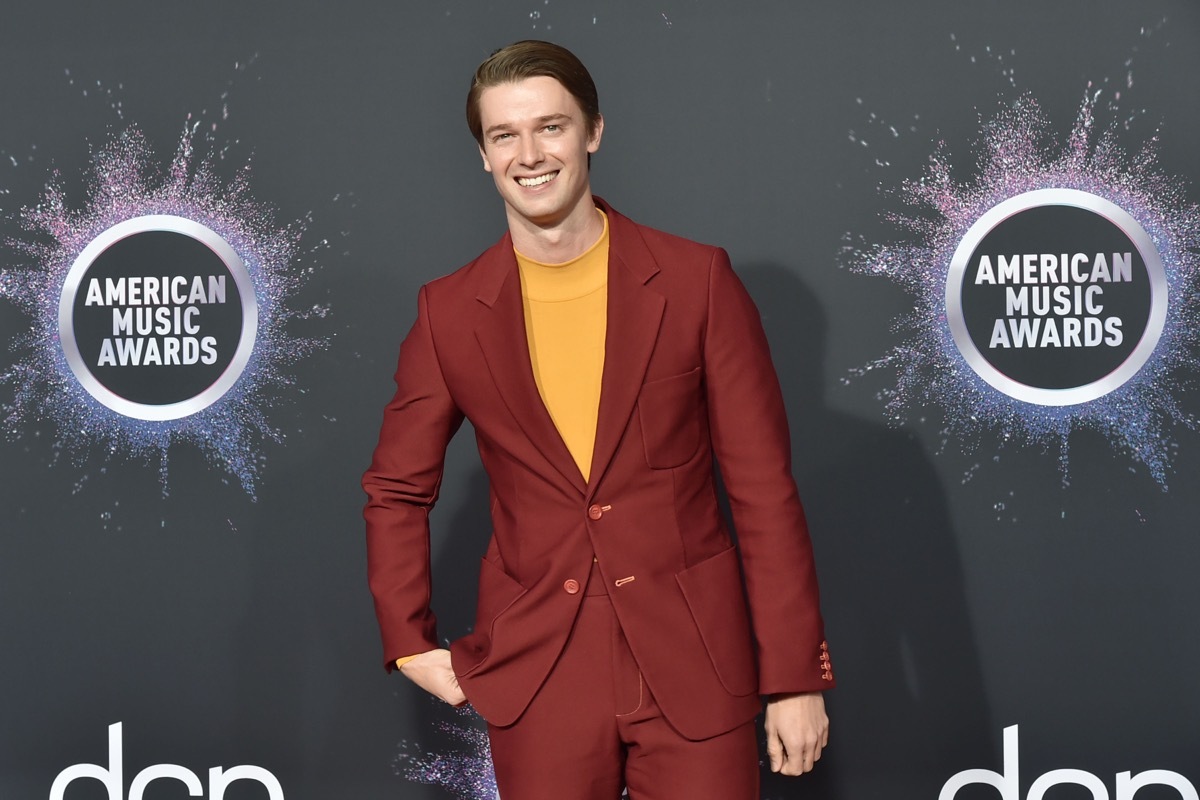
[398,648,468,706]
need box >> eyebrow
[484,114,572,137]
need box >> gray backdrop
[1,1,1198,798]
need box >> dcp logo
[940,725,1196,800]
[49,722,283,800]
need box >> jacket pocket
[637,367,702,469]
[456,556,528,676]
[675,545,759,696]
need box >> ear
[587,114,604,154]
[479,143,493,173]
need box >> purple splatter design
[397,705,500,799]
[846,29,1200,488]
[0,84,322,497]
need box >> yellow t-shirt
[515,211,609,482]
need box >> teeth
[518,172,557,187]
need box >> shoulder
[421,234,514,307]
[602,201,730,298]
[605,202,722,262]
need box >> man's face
[477,76,603,230]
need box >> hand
[764,692,828,776]
[398,649,468,706]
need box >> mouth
[516,171,559,188]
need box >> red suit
[364,199,832,743]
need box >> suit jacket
[364,198,832,741]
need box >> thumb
[766,732,784,773]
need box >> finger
[766,735,784,773]
[445,669,467,704]
[783,738,819,776]
[776,739,797,776]
[436,681,463,704]
[438,673,461,702]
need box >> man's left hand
[764,691,828,775]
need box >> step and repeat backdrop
[1,1,1197,798]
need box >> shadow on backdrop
[742,263,993,799]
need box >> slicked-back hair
[467,40,601,147]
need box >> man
[364,40,833,799]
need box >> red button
[587,504,604,520]
[563,579,580,594]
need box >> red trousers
[486,565,760,800]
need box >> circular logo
[945,189,1166,406]
[58,215,258,421]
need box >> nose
[518,134,544,167]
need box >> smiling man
[364,40,833,799]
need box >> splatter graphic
[846,35,1200,488]
[397,705,499,799]
[0,77,322,497]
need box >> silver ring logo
[945,189,1166,406]
[58,215,258,421]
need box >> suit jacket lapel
[587,208,665,493]
[474,240,588,495]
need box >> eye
[543,124,561,133]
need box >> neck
[507,195,604,264]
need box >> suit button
[563,579,581,594]
[588,504,604,520]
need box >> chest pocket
[636,367,702,469]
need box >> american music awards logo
[0,64,324,498]
[847,31,1200,489]
[945,189,1166,408]
[59,216,258,421]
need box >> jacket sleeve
[701,248,833,694]
[363,284,465,671]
